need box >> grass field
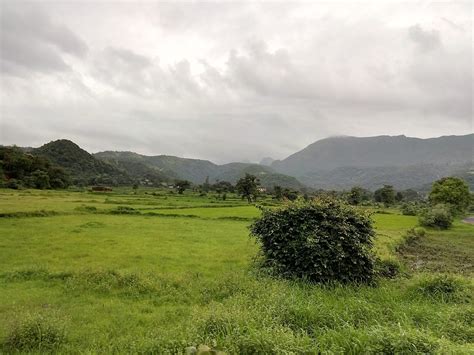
[0,188,472,353]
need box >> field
[0,188,473,353]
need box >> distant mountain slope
[95,151,304,189]
[272,134,473,176]
[272,134,473,190]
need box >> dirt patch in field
[398,234,473,275]
[462,217,474,224]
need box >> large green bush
[250,198,375,283]
[419,204,453,230]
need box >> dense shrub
[401,202,419,216]
[419,204,453,229]
[250,198,375,283]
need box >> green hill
[95,151,305,190]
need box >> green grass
[0,188,472,353]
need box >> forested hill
[33,140,169,186]
[271,134,473,190]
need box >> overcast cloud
[0,0,472,163]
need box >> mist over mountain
[260,157,275,166]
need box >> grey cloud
[0,3,87,76]
[408,25,441,52]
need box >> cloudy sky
[0,0,472,163]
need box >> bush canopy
[250,198,376,283]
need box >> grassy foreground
[0,188,472,353]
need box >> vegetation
[236,174,259,203]
[0,147,70,189]
[347,186,372,205]
[251,198,376,283]
[401,202,421,216]
[374,185,396,206]
[175,180,191,194]
[429,177,470,215]
[419,204,454,230]
[0,188,472,353]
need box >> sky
[0,0,472,164]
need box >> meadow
[0,188,472,353]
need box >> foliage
[399,189,422,202]
[419,204,453,229]
[281,187,299,201]
[175,180,191,194]
[374,185,396,206]
[236,174,259,203]
[401,202,420,216]
[250,198,376,283]
[347,186,371,205]
[0,146,70,189]
[429,177,470,215]
[273,185,283,200]
[210,180,234,193]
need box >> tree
[429,177,470,215]
[213,180,234,193]
[175,180,191,194]
[273,185,283,200]
[236,174,259,203]
[395,191,404,202]
[348,186,371,205]
[31,170,51,189]
[374,185,396,206]
[400,189,421,202]
[202,176,211,193]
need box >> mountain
[95,151,304,190]
[272,134,473,190]
[260,157,275,166]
